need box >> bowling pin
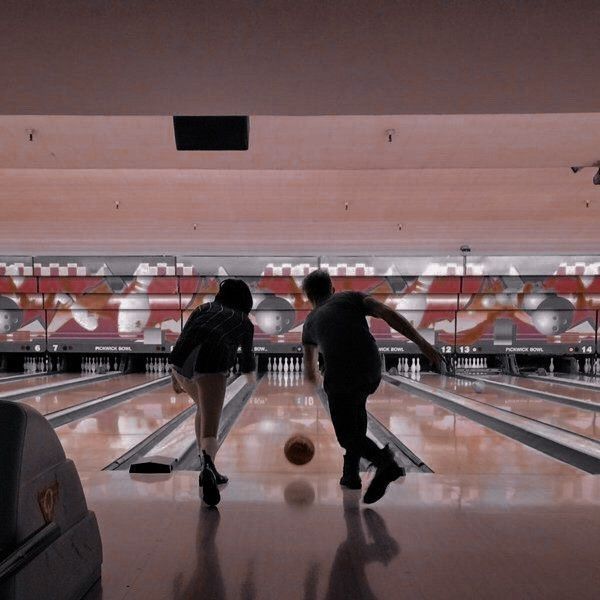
[549,358,554,374]
[416,357,421,372]
[410,358,416,374]
[283,357,289,373]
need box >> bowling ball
[473,381,485,393]
[0,296,23,333]
[530,296,574,335]
[284,435,315,465]
[255,296,295,335]
[536,368,547,376]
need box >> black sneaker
[363,446,405,504]
[199,454,229,485]
[339,453,361,489]
[199,452,221,506]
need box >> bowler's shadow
[172,507,255,600]
[323,492,400,600]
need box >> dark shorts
[173,343,232,378]
[323,373,381,400]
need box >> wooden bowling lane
[55,383,195,472]
[18,373,156,415]
[422,373,599,441]
[367,379,577,474]
[0,372,74,393]
[504,374,600,404]
[216,372,344,475]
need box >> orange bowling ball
[284,435,315,465]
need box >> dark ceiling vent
[173,116,249,151]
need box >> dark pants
[325,377,383,466]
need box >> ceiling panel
[1,168,597,254]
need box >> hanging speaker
[173,116,249,150]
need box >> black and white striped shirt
[170,302,255,376]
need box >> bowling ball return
[0,401,102,600]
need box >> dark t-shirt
[170,301,255,376]
[302,291,381,392]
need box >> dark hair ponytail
[215,279,253,314]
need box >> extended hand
[426,348,448,374]
[171,372,184,394]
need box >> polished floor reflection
[82,471,600,600]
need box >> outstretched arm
[364,296,446,372]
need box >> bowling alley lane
[0,372,74,393]
[421,373,599,441]
[216,372,344,475]
[494,373,600,405]
[367,379,577,474]
[17,372,158,415]
[55,381,194,472]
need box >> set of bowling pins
[24,356,47,374]
[574,357,600,375]
[456,357,488,371]
[145,357,170,374]
[396,357,421,374]
[81,356,120,373]
[267,356,303,373]
[267,370,303,387]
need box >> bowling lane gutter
[46,376,170,428]
[524,373,600,392]
[384,374,600,474]
[105,374,259,472]
[457,374,599,412]
[0,371,124,402]
[315,387,432,473]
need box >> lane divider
[0,371,124,402]
[458,374,599,412]
[525,373,600,393]
[0,371,51,384]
